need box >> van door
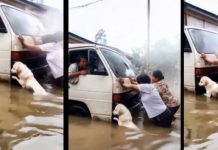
[184,32,195,91]
[69,48,113,120]
[0,15,11,80]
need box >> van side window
[1,6,44,35]
[68,50,88,67]
[89,50,108,75]
[0,16,7,33]
[68,49,107,75]
[184,33,192,52]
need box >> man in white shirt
[18,31,63,87]
[120,73,173,127]
[68,55,88,84]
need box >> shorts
[152,108,173,127]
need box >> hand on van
[18,35,42,51]
[200,53,218,65]
[128,76,137,84]
[201,53,206,59]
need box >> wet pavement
[69,81,181,150]
[0,81,63,150]
[184,90,218,150]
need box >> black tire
[69,104,91,118]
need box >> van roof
[185,26,218,34]
[69,43,96,49]
[68,43,126,55]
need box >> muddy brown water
[69,81,180,150]
[0,82,63,150]
[184,90,218,150]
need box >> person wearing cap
[120,73,173,127]
[151,70,180,116]
[18,31,63,88]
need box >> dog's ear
[204,78,208,86]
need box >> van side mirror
[0,27,7,33]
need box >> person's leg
[54,76,63,88]
[168,105,180,116]
[152,109,173,127]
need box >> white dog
[113,104,139,130]
[199,76,218,98]
[11,61,47,96]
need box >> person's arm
[18,35,42,51]
[128,76,138,85]
[69,70,87,79]
[32,36,43,45]
[121,83,139,91]
[201,53,218,65]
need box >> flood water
[0,82,63,150]
[184,91,218,150]
[69,81,181,150]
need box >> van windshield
[1,6,45,36]
[101,48,136,77]
[188,28,218,54]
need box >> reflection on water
[69,110,180,150]
[184,91,218,150]
[0,82,63,150]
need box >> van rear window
[101,48,135,77]
[1,6,45,35]
[189,29,218,54]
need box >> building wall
[184,10,218,32]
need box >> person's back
[138,83,166,119]
[151,70,180,116]
[153,80,179,107]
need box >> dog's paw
[11,76,17,80]
[204,93,211,98]
[113,117,119,122]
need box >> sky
[186,0,218,15]
[69,0,180,53]
[42,0,63,12]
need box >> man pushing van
[18,31,63,87]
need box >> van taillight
[113,94,122,102]
[11,51,32,61]
[195,67,218,75]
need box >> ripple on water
[13,135,63,150]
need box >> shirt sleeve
[68,63,77,75]
[138,84,153,93]
[39,43,56,52]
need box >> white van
[0,3,48,81]
[184,26,218,94]
[68,44,141,121]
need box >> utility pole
[147,0,150,74]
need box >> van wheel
[69,104,91,118]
